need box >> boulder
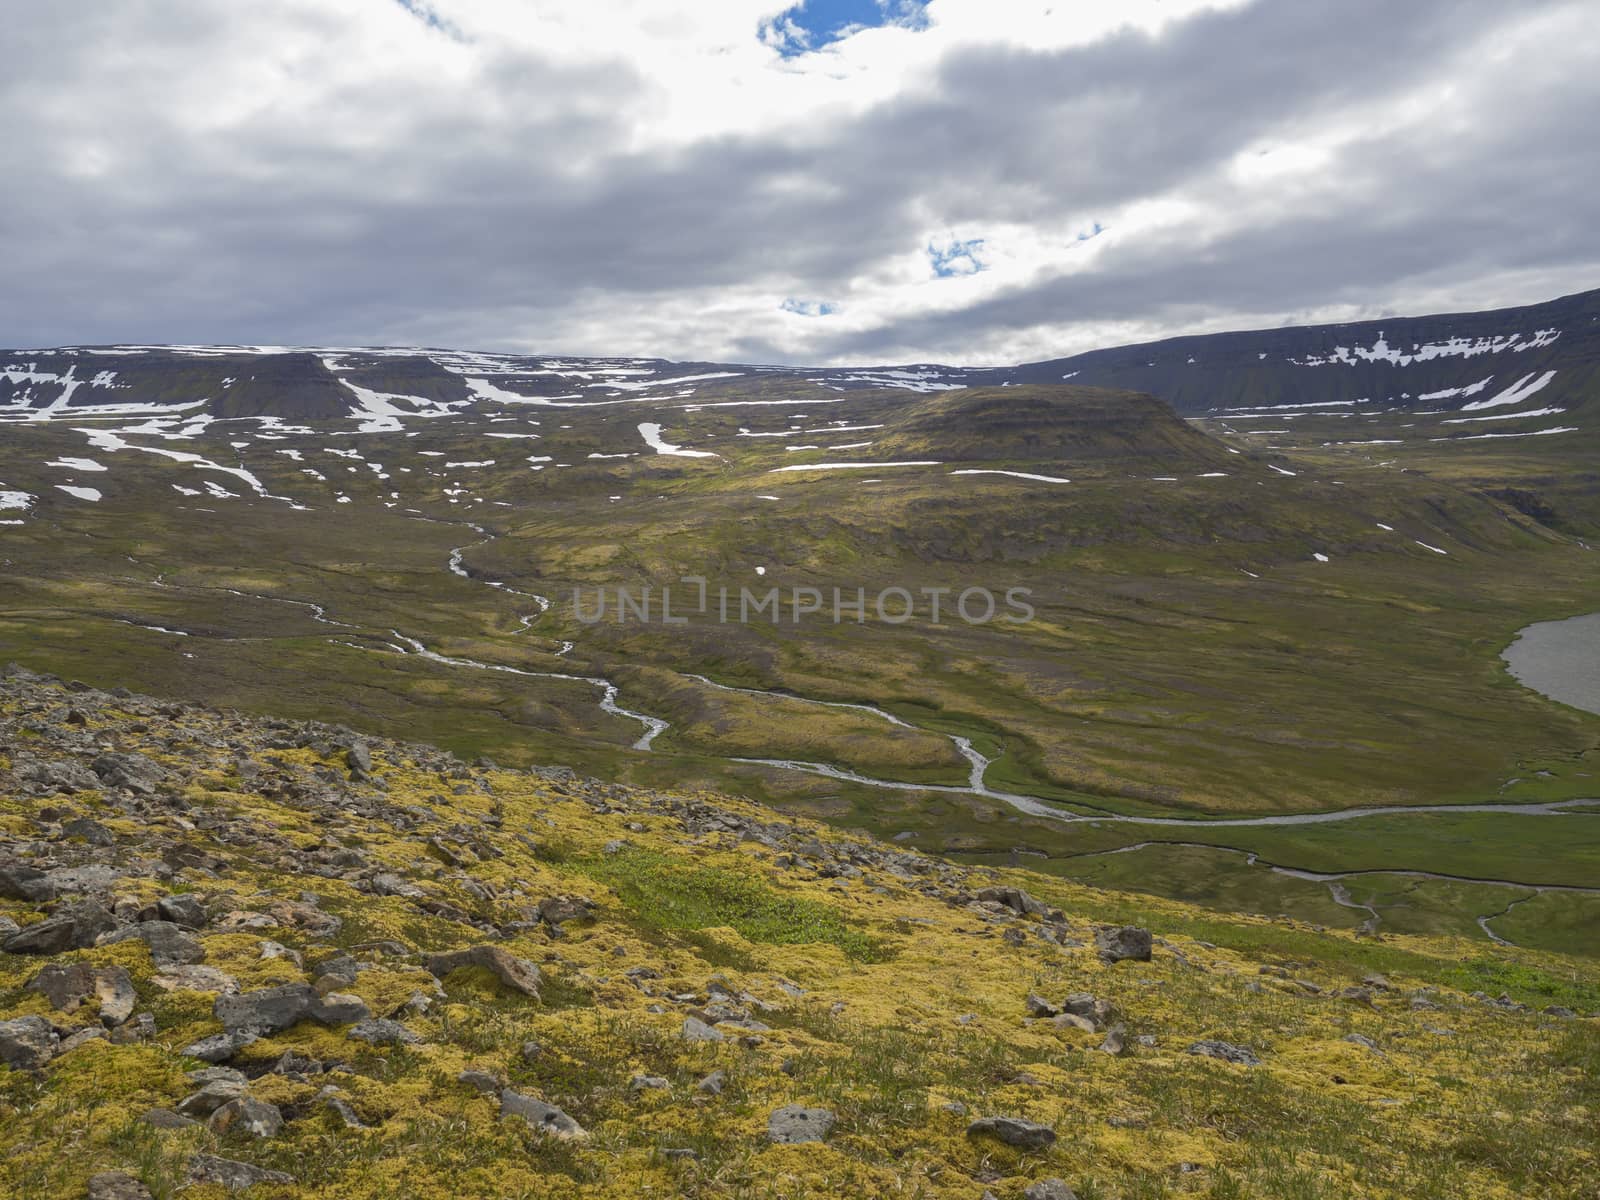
[85,1171,154,1200]
[1095,926,1152,963]
[185,1155,294,1191]
[215,984,317,1034]
[99,921,204,967]
[0,1015,59,1070]
[500,1090,587,1139]
[766,1105,836,1144]
[424,945,541,999]
[966,1116,1057,1151]
[4,901,118,955]
[207,1097,284,1139]
[0,861,57,904]
[1186,1039,1260,1066]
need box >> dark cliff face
[983,287,1600,415]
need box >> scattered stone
[4,901,117,954]
[966,1115,1057,1151]
[182,1030,260,1063]
[1098,1024,1127,1055]
[319,1086,367,1129]
[0,1015,58,1070]
[766,1105,835,1144]
[630,1074,670,1094]
[138,1108,197,1131]
[682,1016,723,1042]
[208,1096,284,1139]
[424,945,542,999]
[697,1069,726,1095]
[458,1069,502,1094]
[1023,1180,1079,1200]
[186,1154,295,1191]
[1343,1033,1381,1052]
[176,1079,250,1117]
[347,1018,421,1046]
[500,1090,587,1139]
[1025,993,1060,1018]
[1186,1039,1260,1066]
[975,885,1047,917]
[1095,925,1153,963]
[157,893,209,928]
[99,921,204,967]
[86,1170,154,1200]
[215,984,317,1034]
[0,861,57,904]
[154,965,239,994]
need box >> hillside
[1,666,1597,1199]
[993,287,1600,418]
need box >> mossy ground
[1,679,1596,1199]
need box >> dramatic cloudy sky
[5,0,1599,364]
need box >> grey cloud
[1,0,1595,362]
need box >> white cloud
[1,0,1596,364]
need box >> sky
[3,0,1599,366]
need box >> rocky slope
[1,665,1596,1199]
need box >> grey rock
[346,1018,420,1046]
[536,895,596,926]
[682,1016,723,1042]
[1024,993,1060,1018]
[975,885,1047,917]
[318,1086,367,1128]
[153,965,239,995]
[696,1069,726,1095]
[86,1170,154,1200]
[215,984,317,1034]
[1187,1039,1261,1066]
[0,1015,59,1070]
[62,817,115,846]
[185,1154,295,1191]
[138,1108,198,1131]
[182,1030,259,1063]
[629,1074,670,1093]
[1095,925,1153,963]
[458,1069,501,1094]
[4,901,117,954]
[500,1090,587,1139]
[371,873,423,899]
[26,962,98,1011]
[208,1096,284,1139]
[424,944,541,999]
[95,966,138,1026]
[58,1026,108,1056]
[1343,1033,1381,1052]
[0,861,57,904]
[99,921,204,967]
[966,1116,1057,1151]
[176,1079,250,1117]
[157,893,208,928]
[91,752,165,794]
[767,1105,835,1144]
[1098,1024,1128,1056]
[1023,1181,1079,1200]
[309,992,371,1025]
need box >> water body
[1503,611,1600,716]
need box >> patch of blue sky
[394,0,465,40]
[782,298,839,316]
[761,0,930,58]
[928,237,986,278]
